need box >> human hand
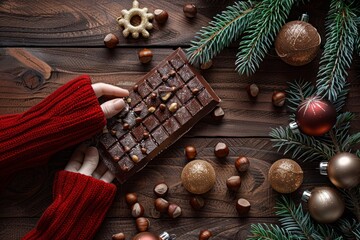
[92,83,129,118]
[64,144,115,183]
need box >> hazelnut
[159,103,166,111]
[199,230,212,240]
[133,84,139,92]
[153,183,169,197]
[211,106,224,121]
[136,217,150,232]
[226,176,241,191]
[214,142,229,158]
[235,156,250,172]
[272,91,286,107]
[104,33,119,49]
[167,203,182,218]
[154,198,170,213]
[189,195,205,210]
[185,145,197,160]
[112,232,125,240]
[236,198,251,215]
[131,202,144,218]
[138,48,153,64]
[154,9,169,24]
[135,117,142,124]
[191,88,200,95]
[131,155,139,163]
[148,106,156,113]
[125,192,138,206]
[183,3,197,18]
[246,83,259,98]
[200,60,213,70]
[168,102,178,112]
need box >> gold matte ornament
[117,0,154,38]
[268,158,303,193]
[181,160,216,194]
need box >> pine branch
[186,1,254,65]
[337,218,360,239]
[332,84,349,112]
[286,80,316,114]
[235,0,295,76]
[341,186,360,222]
[333,112,355,151]
[342,132,360,152]
[248,224,297,240]
[269,126,335,162]
[316,0,359,102]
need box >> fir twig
[270,126,335,162]
[341,186,360,222]
[337,218,360,239]
[187,1,254,65]
[248,224,298,240]
[316,0,359,102]
[333,112,355,151]
[286,80,316,114]
[235,0,295,75]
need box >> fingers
[64,144,87,172]
[92,83,129,98]
[101,98,126,118]
[92,160,108,179]
[100,170,115,183]
[78,147,99,176]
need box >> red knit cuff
[0,75,107,178]
[23,171,116,240]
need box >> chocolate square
[197,89,213,106]
[176,86,192,104]
[169,54,185,70]
[174,106,192,125]
[110,121,128,139]
[128,91,142,108]
[108,142,125,162]
[138,81,152,98]
[151,126,169,145]
[166,96,182,110]
[185,98,202,116]
[99,133,117,149]
[143,114,160,132]
[129,145,146,163]
[178,64,195,82]
[154,105,171,123]
[145,94,161,108]
[158,62,172,77]
[163,117,180,134]
[118,155,134,172]
[120,133,137,150]
[147,71,162,89]
[134,101,149,119]
[187,77,204,92]
[123,111,137,128]
[167,75,183,88]
[141,137,157,154]
[132,124,146,142]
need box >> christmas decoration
[181,160,216,194]
[132,231,173,240]
[290,96,337,136]
[320,152,360,189]
[302,187,345,223]
[116,0,154,39]
[268,159,303,193]
[275,14,321,66]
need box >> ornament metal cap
[289,122,300,133]
[159,232,175,240]
[300,13,309,22]
[301,190,311,202]
[319,162,328,175]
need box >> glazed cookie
[117,0,154,39]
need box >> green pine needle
[235,0,295,76]
[316,0,359,102]
[337,218,360,239]
[248,224,297,240]
[186,1,254,65]
[269,126,335,162]
[286,80,316,114]
[341,186,360,222]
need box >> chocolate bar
[97,48,221,183]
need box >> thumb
[101,98,125,118]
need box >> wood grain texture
[0,48,359,137]
[0,0,328,47]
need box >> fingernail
[114,98,125,111]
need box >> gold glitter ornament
[268,158,303,193]
[275,14,321,66]
[117,0,154,39]
[181,160,216,194]
[302,187,345,223]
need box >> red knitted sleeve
[22,171,117,240]
[0,75,106,183]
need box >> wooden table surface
[0,1,359,239]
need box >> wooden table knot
[21,70,44,90]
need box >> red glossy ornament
[293,96,336,136]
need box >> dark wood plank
[0,1,328,47]
[0,48,359,137]
[0,138,330,219]
[0,217,279,240]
